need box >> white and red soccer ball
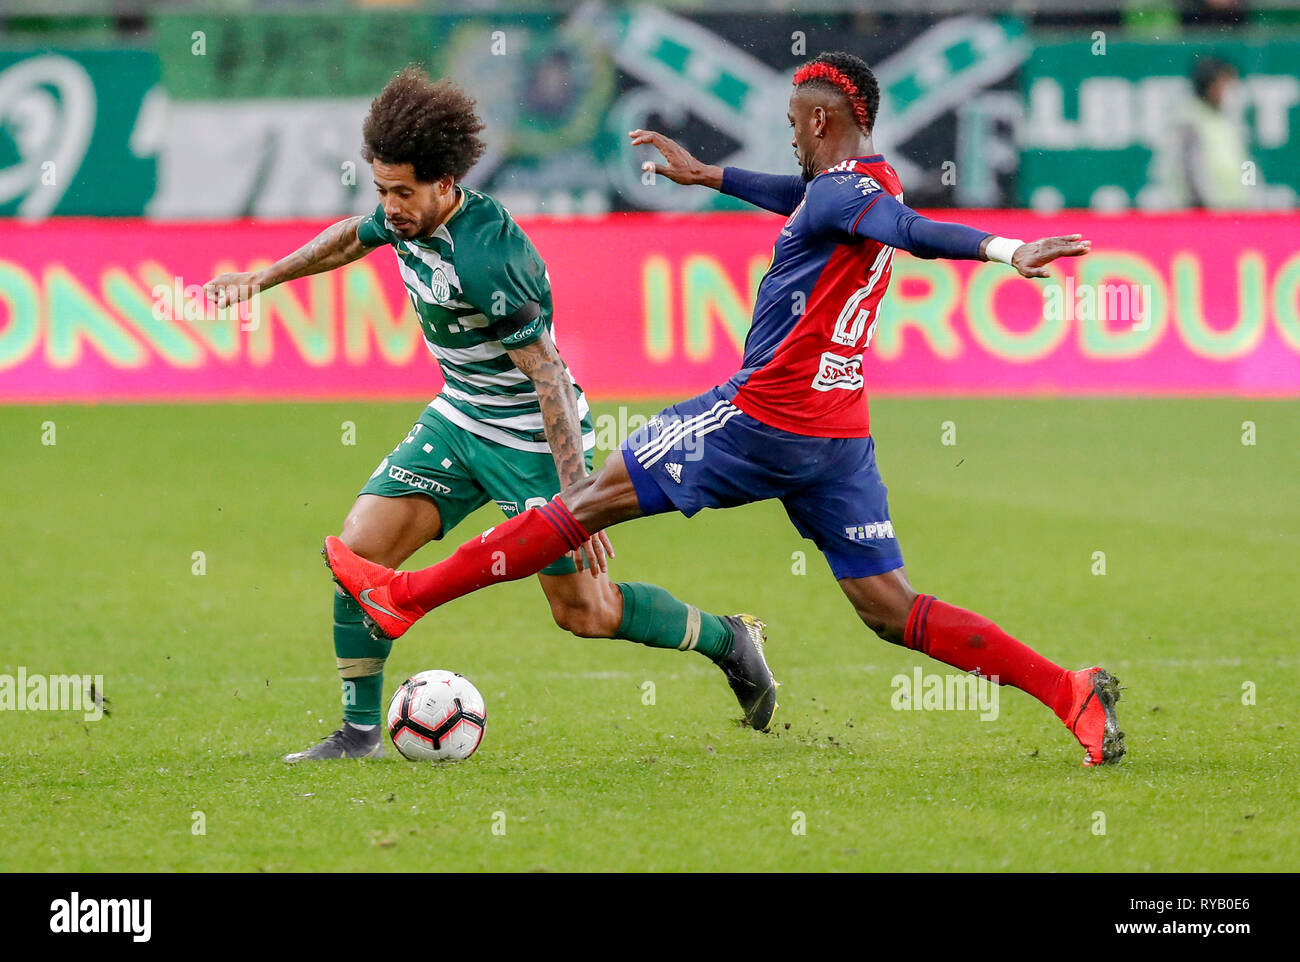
[387,670,486,761]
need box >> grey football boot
[718,614,780,732]
[283,721,385,763]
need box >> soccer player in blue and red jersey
[324,52,1125,767]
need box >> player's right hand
[204,271,262,309]
[629,129,721,188]
[1011,235,1091,278]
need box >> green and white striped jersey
[357,187,592,453]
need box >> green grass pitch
[2,397,1297,872]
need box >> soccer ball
[386,670,487,761]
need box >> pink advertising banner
[1,212,1298,403]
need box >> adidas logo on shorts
[665,463,683,484]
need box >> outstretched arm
[821,183,1090,278]
[629,128,807,216]
[205,215,375,308]
[507,331,613,576]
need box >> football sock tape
[614,582,734,662]
[333,589,393,727]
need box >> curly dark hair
[792,51,880,132]
[361,67,486,183]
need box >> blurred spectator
[1149,56,1256,209]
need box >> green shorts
[360,405,593,576]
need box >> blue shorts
[619,387,904,580]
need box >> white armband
[985,236,1024,265]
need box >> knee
[563,453,640,532]
[339,517,409,568]
[338,512,384,562]
[557,473,600,522]
[339,529,386,564]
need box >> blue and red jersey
[719,156,989,437]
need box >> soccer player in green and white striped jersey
[204,68,777,761]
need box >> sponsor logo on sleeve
[504,316,542,345]
[855,176,882,196]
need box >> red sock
[390,498,588,616]
[904,595,1074,719]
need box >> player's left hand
[628,129,723,189]
[1012,234,1091,278]
[204,271,262,308]
[571,531,614,578]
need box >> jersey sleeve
[458,228,550,348]
[805,174,989,260]
[720,167,808,216]
[355,204,394,248]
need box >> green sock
[333,589,393,726]
[614,582,735,662]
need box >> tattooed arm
[508,330,586,487]
[204,215,375,308]
[508,330,614,575]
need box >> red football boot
[322,536,420,642]
[1064,666,1126,767]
